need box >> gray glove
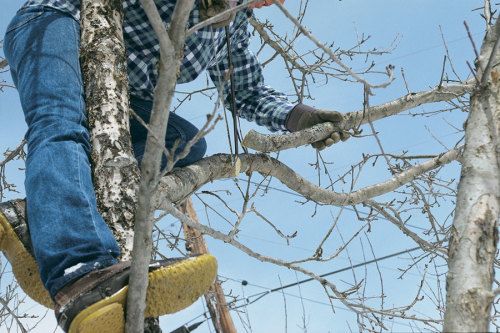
[286,104,350,150]
[200,0,235,28]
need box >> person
[0,0,349,331]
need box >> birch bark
[443,19,500,332]
[80,0,140,256]
[80,1,162,332]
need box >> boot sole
[69,254,217,333]
[0,210,53,308]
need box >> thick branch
[243,83,472,152]
[154,149,460,208]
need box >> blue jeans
[4,6,206,299]
[130,96,207,169]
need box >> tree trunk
[80,0,140,257]
[443,19,500,332]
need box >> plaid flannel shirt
[20,0,293,131]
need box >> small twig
[0,59,8,70]
[272,0,394,89]
[466,61,480,84]
[0,296,28,333]
[400,68,410,94]
[364,84,394,174]
[0,140,26,169]
[439,26,463,82]
[278,276,288,333]
[438,55,447,89]
[464,21,482,70]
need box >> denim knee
[27,116,91,156]
[130,97,208,169]
[173,135,207,168]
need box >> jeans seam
[69,15,87,140]
[75,143,109,255]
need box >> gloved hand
[249,0,285,9]
[200,0,235,27]
[286,104,350,150]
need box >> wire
[177,245,425,331]
[229,246,422,309]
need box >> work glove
[286,104,350,150]
[200,0,236,28]
[249,0,285,9]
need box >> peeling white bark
[443,19,500,332]
[243,83,473,152]
[153,149,460,208]
[80,0,140,257]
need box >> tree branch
[243,82,473,152]
[126,1,195,332]
[160,199,440,328]
[272,0,394,89]
[154,148,460,208]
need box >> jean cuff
[49,256,119,299]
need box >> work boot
[55,255,217,333]
[0,200,219,321]
[0,199,53,308]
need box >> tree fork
[443,18,500,332]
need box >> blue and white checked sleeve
[207,15,294,132]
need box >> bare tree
[0,1,498,332]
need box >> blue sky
[0,1,493,332]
